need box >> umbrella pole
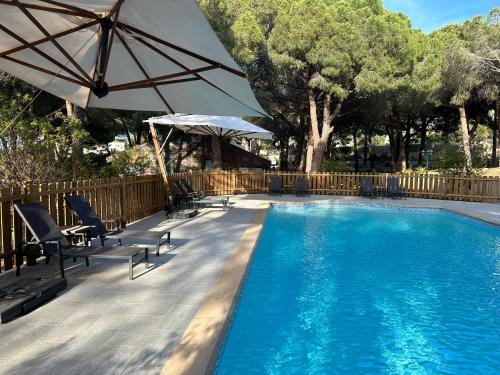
[149,123,173,212]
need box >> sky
[383,0,498,33]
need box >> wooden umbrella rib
[108,0,126,17]
[231,131,262,138]
[222,129,239,138]
[127,34,268,117]
[35,0,98,19]
[184,125,217,136]
[100,0,125,87]
[0,24,91,84]
[14,0,95,84]
[116,22,246,78]
[0,0,92,17]
[115,30,174,113]
[108,76,201,92]
[0,20,100,58]
[107,65,217,91]
[1,55,90,86]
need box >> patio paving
[0,200,259,375]
[0,195,498,375]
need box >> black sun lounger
[295,176,310,196]
[387,177,405,199]
[359,176,376,198]
[14,203,149,280]
[174,180,229,211]
[268,175,282,195]
[180,178,204,199]
[65,195,170,256]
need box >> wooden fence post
[120,175,128,228]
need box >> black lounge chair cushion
[14,202,71,256]
[387,177,403,196]
[360,177,375,195]
[296,177,309,195]
[65,195,170,242]
[269,176,282,194]
[64,195,108,238]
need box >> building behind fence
[1,171,499,272]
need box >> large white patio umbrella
[144,114,273,177]
[0,0,267,117]
[145,114,273,140]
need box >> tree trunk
[396,135,406,171]
[120,117,133,148]
[306,89,319,172]
[353,129,359,172]
[280,137,288,171]
[175,139,185,172]
[458,105,473,175]
[306,90,341,172]
[135,128,142,145]
[299,117,310,172]
[368,132,375,170]
[404,120,412,169]
[310,139,327,172]
[295,111,307,170]
[492,99,499,167]
[417,119,427,166]
[305,128,314,172]
[386,123,397,168]
[363,132,368,165]
[65,100,82,178]
[393,113,406,171]
[211,135,222,170]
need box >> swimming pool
[214,204,500,374]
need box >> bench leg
[145,248,149,269]
[167,232,171,248]
[59,257,65,279]
[128,256,133,280]
[156,238,160,257]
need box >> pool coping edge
[160,203,270,375]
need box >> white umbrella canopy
[145,114,273,140]
[0,0,267,117]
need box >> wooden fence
[170,170,500,203]
[1,170,499,272]
[0,175,165,272]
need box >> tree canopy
[0,0,498,184]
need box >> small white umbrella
[144,114,273,177]
[145,114,273,140]
[0,0,267,117]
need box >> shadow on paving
[0,203,263,375]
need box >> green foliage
[0,93,88,187]
[105,146,153,177]
[321,158,349,172]
[268,0,380,99]
[432,131,490,173]
[413,166,428,175]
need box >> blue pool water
[214,205,500,375]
